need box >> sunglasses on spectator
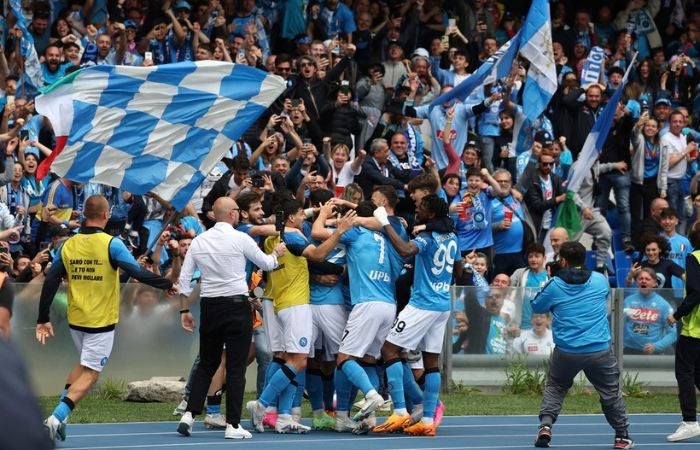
[277,66,291,72]
[300,62,315,68]
[540,161,554,167]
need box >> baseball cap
[465,140,480,152]
[534,130,554,146]
[387,40,402,49]
[174,0,191,10]
[123,19,137,29]
[655,98,671,107]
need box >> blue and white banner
[580,46,607,88]
[519,0,557,121]
[10,0,43,95]
[35,61,286,210]
[429,31,521,109]
[566,54,638,193]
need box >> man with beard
[41,44,70,86]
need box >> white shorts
[311,304,348,361]
[70,329,115,372]
[262,298,284,353]
[277,304,314,357]
[386,305,450,354]
[339,301,395,359]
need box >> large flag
[556,54,638,234]
[10,0,43,95]
[428,31,521,109]
[35,61,285,210]
[519,0,557,121]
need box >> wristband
[179,309,190,314]
[62,221,69,228]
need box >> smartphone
[20,129,29,140]
[0,247,7,254]
[339,80,351,95]
[39,241,50,251]
[144,51,153,61]
[275,210,285,242]
[448,18,456,28]
[302,138,312,145]
[441,34,449,45]
[6,95,14,104]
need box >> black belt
[202,295,248,303]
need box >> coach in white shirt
[177,197,286,440]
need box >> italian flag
[34,70,80,180]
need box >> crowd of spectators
[0,0,699,357]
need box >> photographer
[531,241,632,449]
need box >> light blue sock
[422,370,441,419]
[259,364,297,407]
[206,403,221,415]
[386,360,406,410]
[361,363,379,390]
[340,360,375,395]
[278,381,297,415]
[52,400,72,422]
[292,369,306,408]
[264,358,284,389]
[306,369,324,411]
[402,362,424,406]
[334,368,352,411]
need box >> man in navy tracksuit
[531,241,633,450]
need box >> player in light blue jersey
[301,214,348,431]
[659,208,691,292]
[315,201,396,433]
[373,194,458,436]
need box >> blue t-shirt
[664,232,691,290]
[456,190,494,252]
[339,226,395,305]
[304,223,345,306]
[386,216,409,279]
[236,222,260,282]
[410,231,458,312]
[491,196,524,254]
[521,270,549,330]
[643,140,660,179]
[485,315,507,354]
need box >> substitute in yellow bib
[667,223,700,442]
[36,196,176,443]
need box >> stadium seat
[614,251,638,270]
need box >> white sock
[422,417,434,425]
[394,407,408,415]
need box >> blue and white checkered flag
[34,61,285,210]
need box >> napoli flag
[34,61,285,210]
[429,31,520,109]
[556,54,638,235]
[519,0,557,121]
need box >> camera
[249,170,265,188]
[290,98,301,108]
[20,129,29,140]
